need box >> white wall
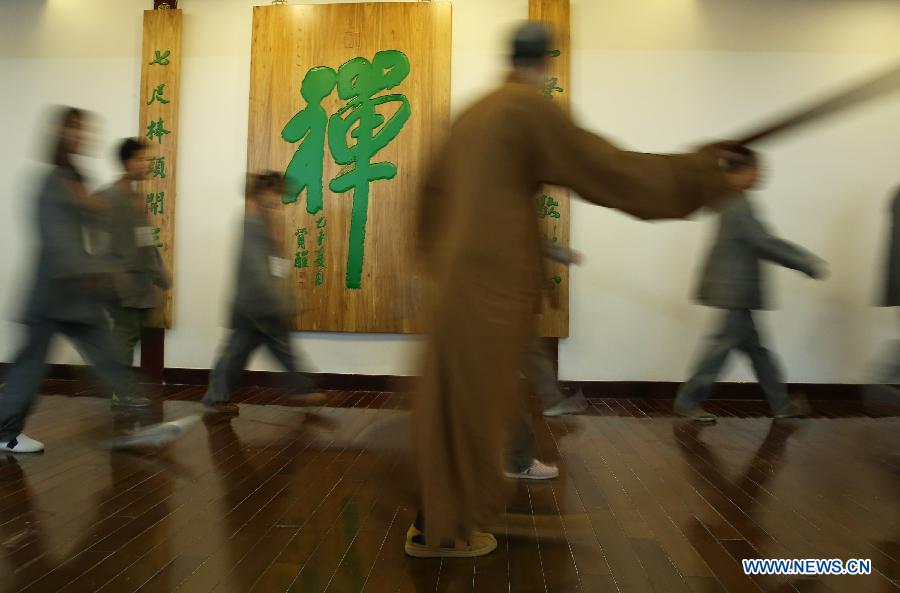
[2,0,899,383]
[562,0,900,383]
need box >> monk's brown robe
[414,75,731,544]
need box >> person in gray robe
[96,138,170,370]
[0,108,150,454]
[202,172,318,413]
[674,147,826,422]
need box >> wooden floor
[1,383,898,593]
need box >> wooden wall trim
[0,363,867,399]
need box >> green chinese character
[315,268,324,286]
[147,156,166,179]
[282,67,337,213]
[146,118,171,144]
[315,248,325,267]
[294,250,309,269]
[146,83,170,106]
[542,76,564,98]
[537,194,561,219]
[151,227,164,248]
[149,50,171,66]
[295,227,308,249]
[282,51,411,290]
[145,192,165,215]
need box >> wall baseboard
[564,380,862,400]
[0,363,866,399]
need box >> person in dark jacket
[0,108,150,454]
[674,147,826,422]
[202,172,318,413]
[96,138,170,373]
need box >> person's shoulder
[43,166,70,188]
[39,166,76,201]
[468,82,553,115]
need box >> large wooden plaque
[247,2,451,333]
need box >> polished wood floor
[0,383,898,593]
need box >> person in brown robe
[409,21,743,557]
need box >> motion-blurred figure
[410,21,742,558]
[203,172,319,414]
[674,148,826,422]
[875,187,900,383]
[0,107,150,454]
[531,242,588,418]
[96,138,170,376]
[505,242,586,481]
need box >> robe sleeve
[528,96,731,220]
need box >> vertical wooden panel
[247,2,452,333]
[137,9,181,328]
[529,0,571,338]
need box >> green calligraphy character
[315,268,324,286]
[145,192,165,215]
[146,83,170,106]
[294,250,309,269]
[149,50,171,66]
[537,194,561,219]
[282,67,338,213]
[146,118,171,144]
[328,50,411,290]
[542,76,564,98]
[147,156,166,179]
[151,227,164,248]
[295,227,308,249]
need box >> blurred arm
[732,200,820,276]
[531,96,731,220]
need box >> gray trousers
[507,338,566,473]
[109,306,147,366]
[0,319,137,441]
[675,309,791,413]
[204,314,315,404]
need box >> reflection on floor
[0,384,898,593]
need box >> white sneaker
[505,459,559,480]
[0,433,44,453]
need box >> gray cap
[511,21,552,61]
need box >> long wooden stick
[734,61,900,146]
